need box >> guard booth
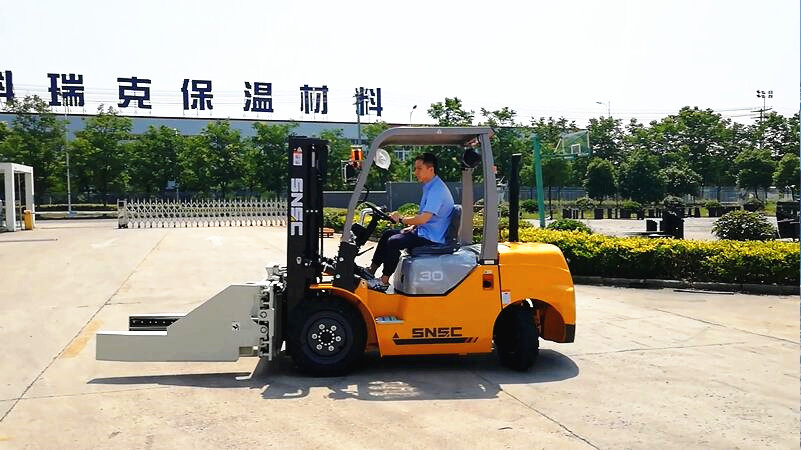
[0,163,35,231]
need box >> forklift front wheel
[287,297,366,377]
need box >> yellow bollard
[23,210,33,230]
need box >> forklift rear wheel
[287,297,366,376]
[493,304,539,371]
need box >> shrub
[521,199,538,213]
[508,228,798,285]
[712,210,776,241]
[621,200,642,212]
[397,203,420,215]
[498,202,510,217]
[662,195,685,212]
[575,197,595,212]
[323,207,348,230]
[704,199,722,209]
[546,219,593,234]
[742,197,765,212]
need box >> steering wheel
[360,201,397,223]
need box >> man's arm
[389,211,432,226]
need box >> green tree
[318,128,351,190]
[249,122,297,195]
[660,164,702,197]
[424,98,477,181]
[734,149,776,199]
[773,153,800,199]
[178,135,213,194]
[0,120,8,143]
[752,112,800,159]
[626,107,733,190]
[128,126,184,195]
[618,149,665,204]
[361,121,399,190]
[586,116,626,166]
[71,105,132,204]
[197,121,247,196]
[583,158,616,201]
[529,116,580,187]
[529,117,579,147]
[0,95,66,202]
[427,97,474,126]
[480,107,529,185]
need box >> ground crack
[472,371,600,449]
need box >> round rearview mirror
[375,148,391,170]
[461,147,481,169]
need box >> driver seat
[409,205,462,256]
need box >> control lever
[357,246,374,256]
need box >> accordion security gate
[118,199,287,228]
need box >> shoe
[357,266,376,280]
[367,278,389,292]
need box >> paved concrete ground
[0,220,797,449]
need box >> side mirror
[374,148,391,170]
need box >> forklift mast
[286,137,328,313]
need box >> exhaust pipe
[508,153,521,242]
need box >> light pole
[62,94,74,217]
[408,105,417,181]
[595,101,610,117]
[354,91,366,149]
[755,90,773,150]
[755,89,773,122]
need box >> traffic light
[350,145,364,169]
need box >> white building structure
[0,162,35,231]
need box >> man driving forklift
[367,152,455,291]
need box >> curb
[572,276,799,296]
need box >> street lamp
[595,101,610,117]
[409,104,417,124]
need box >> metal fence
[118,199,287,228]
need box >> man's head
[413,152,437,183]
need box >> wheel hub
[307,319,346,356]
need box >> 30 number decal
[419,271,444,281]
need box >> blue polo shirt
[417,175,455,244]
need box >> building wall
[0,113,396,142]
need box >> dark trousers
[371,229,434,277]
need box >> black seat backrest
[407,205,462,257]
[445,205,462,243]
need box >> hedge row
[323,208,799,285]
[509,229,799,286]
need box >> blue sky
[1,0,798,126]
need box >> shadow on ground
[89,349,578,401]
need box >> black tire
[493,304,539,371]
[287,297,366,377]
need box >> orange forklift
[96,127,575,376]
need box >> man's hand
[400,225,415,234]
[389,212,401,223]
